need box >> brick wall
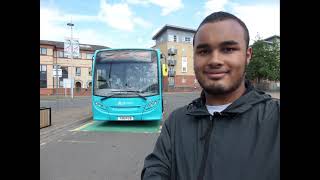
[40,88,92,96]
[166,75,202,92]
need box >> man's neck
[205,83,246,106]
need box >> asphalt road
[40,92,201,180]
[40,96,92,112]
[40,91,279,180]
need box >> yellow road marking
[70,121,94,131]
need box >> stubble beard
[195,66,247,96]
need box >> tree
[246,37,280,83]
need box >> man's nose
[208,51,223,66]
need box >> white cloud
[200,1,280,45]
[146,40,156,48]
[231,4,280,44]
[40,7,113,47]
[98,0,152,31]
[40,8,69,41]
[133,17,152,28]
[126,0,149,6]
[98,0,134,31]
[204,0,229,16]
[126,0,183,16]
[151,27,162,37]
[66,15,97,22]
[74,29,115,47]
[149,0,184,16]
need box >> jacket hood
[186,80,272,116]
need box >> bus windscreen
[93,50,159,97]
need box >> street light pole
[55,46,58,96]
[67,22,74,99]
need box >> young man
[142,11,279,180]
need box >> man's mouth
[204,70,229,80]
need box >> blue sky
[40,0,279,48]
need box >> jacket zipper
[197,115,214,180]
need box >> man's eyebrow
[219,40,239,46]
[195,41,240,49]
[195,43,210,49]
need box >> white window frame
[40,48,47,55]
[184,37,191,43]
[76,67,81,76]
[86,53,93,59]
[181,57,187,73]
[173,35,177,42]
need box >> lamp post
[54,46,58,96]
[67,22,74,99]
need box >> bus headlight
[95,102,106,110]
[145,100,159,110]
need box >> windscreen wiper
[127,91,147,100]
[100,93,125,101]
[112,90,147,100]
[100,91,146,101]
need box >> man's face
[193,19,252,95]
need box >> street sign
[162,64,168,76]
[53,69,62,77]
[72,39,80,57]
[64,38,80,58]
[63,78,74,88]
[64,39,72,57]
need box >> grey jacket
[142,82,280,180]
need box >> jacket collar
[186,80,272,117]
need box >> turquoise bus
[92,48,163,121]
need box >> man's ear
[246,47,253,65]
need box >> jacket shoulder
[254,98,280,124]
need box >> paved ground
[40,91,279,180]
[40,91,279,143]
[40,92,201,180]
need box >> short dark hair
[193,11,250,49]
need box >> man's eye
[222,48,235,53]
[198,49,209,55]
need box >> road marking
[58,140,96,144]
[70,121,94,131]
[40,142,46,146]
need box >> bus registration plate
[118,116,134,121]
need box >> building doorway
[75,81,82,92]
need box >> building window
[168,34,178,42]
[40,48,47,55]
[76,67,81,76]
[182,57,187,73]
[59,66,69,87]
[168,77,175,87]
[40,65,47,88]
[57,51,70,58]
[57,51,64,58]
[173,35,177,42]
[185,37,191,43]
[88,67,92,76]
[86,53,93,59]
